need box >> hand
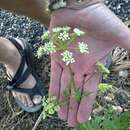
[49,3,130,127]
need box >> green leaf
[98,83,112,93]
[41,31,50,40]
[82,91,92,98]
[96,62,110,79]
[63,89,70,97]
[75,88,82,102]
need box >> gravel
[105,0,130,21]
[0,10,46,50]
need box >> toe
[25,95,34,107]
[33,95,42,105]
[13,92,34,107]
[16,93,28,107]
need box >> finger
[67,74,84,127]
[49,60,62,98]
[77,72,100,123]
[58,69,71,120]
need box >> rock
[107,93,115,99]
[104,96,113,102]
[93,106,104,114]
[112,105,123,112]
[115,90,129,105]
[118,70,128,78]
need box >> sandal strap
[6,38,31,90]
[8,67,30,87]
[7,83,42,96]
[7,38,26,83]
[6,38,44,97]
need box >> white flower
[37,46,45,58]
[52,27,63,33]
[58,31,70,41]
[43,41,56,54]
[42,31,50,40]
[52,26,71,33]
[73,28,85,36]
[61,50,75,65]
[62,26,71,31]
[78,42,89,54]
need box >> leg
[0,37,42,108]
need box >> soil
[0,0,130,130]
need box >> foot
[5,38,42,108]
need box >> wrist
[49,0,103,11]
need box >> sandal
[6,37,46,113]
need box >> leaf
[96,62,110,80]
[98,83,112,93]
[63,89,70,97]
[82,91,92,98]
[75,88,82,102]
[118,112,130,130]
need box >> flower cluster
[37,26,89,65]
[58,31,70,41]
[61,50,75,65]
[42,96,60,119]
[43,41,56,54]
[37,46,45,58]
[52,26,71,33]
[41,30,49,40]
[73,28,85,36]
[98,83,112,93]
[78,42,89,54]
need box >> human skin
[0,0,130,127]
[49,3,130,127]
[0,0,50,107]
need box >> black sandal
[6,37,46,113]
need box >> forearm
[0,0,51,27]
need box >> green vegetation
[37,26,127,130]
[74,110,130,130]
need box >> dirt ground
[0,37,130,130]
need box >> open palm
[49,3,130,127]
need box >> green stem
[68,33,78,45]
